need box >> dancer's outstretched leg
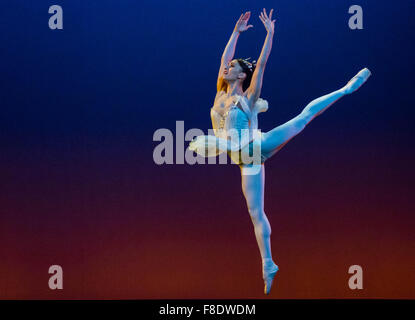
[240,164,279,294]
[261,68,371,159]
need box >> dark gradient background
[0,0,414,299]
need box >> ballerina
[189,9,371,294]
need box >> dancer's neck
[226,81,244,96]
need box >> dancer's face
[223,59,246,83]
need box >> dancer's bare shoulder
[212,91,237,116]
[213,90,227,104]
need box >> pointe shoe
[263,264,279,295]
[343,67,372,95]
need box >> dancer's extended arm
[246,9,276,105]
[216,12,253,93]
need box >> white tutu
[188,135,228,157]
[188,96,269,159]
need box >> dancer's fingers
[263,8,268,19]
[266,10,271,21]
[269,9,273,19]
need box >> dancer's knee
[295,112,311,131]
[248,208,271,234]
[248,207,262,220]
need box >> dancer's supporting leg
[261,68,371,159]
[240,164,279,294]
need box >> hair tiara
[239,57,257,72]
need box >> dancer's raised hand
[234,11,254,33]
[259,8,276,34]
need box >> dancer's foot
[342,68,372,95]
[262,261,279,295]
